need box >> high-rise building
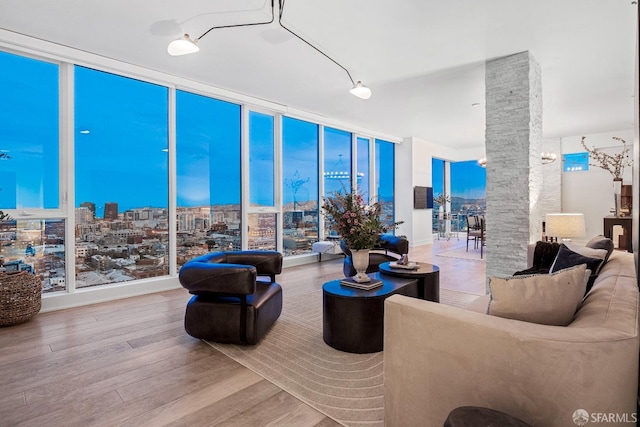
[75,206,93,224]
[104,202,119,220]
[80,201,96,219]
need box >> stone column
[485,51,543,285]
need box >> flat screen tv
[414,186,433,209]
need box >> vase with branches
[434,193,451,207]
[580,136,632,217]
[580,136,631,180]
[434,193,451,220]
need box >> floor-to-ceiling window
[176,90,241,264]
[0,46,399,304]
[282,117,319,256]
[0,51,66,293]
[248,111,277,250]
[75,66,169,287]
[432,159,486,233]
[356,137,370,202]
[450,160,486,232]
[323,127,352,238]
[375,139,396,229]
[450,160,486,216]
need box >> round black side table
[378,261,440,302]
[444,406,531,427]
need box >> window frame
[0,42,401,310]
[0,49,67,220]
[243,106,281,250]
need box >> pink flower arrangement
[321,189,402,250]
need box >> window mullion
[61,62,76,293]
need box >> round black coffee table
[322,273,419,353]
[378,261,440,302]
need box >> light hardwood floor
[0,238,486,427]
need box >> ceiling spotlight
[167,34,200,56]
[350,81,372,100]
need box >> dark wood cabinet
[604,216,633,253]
[621,184,632,216]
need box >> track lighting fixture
[167,0,371,99]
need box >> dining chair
[466,215,482,251]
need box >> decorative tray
[340,277,383,290]
[388,261,419,270]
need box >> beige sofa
[384,251,639,426]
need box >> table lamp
[545,213,586,242]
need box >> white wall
[396,128,635,250]
[396,138,432,246]
[539,137,562,226]
[561,129,635,244]
[395,137,485,247]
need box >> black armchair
[178,250,283,345]
[341,234,409,277]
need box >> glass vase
[613,179,622,217]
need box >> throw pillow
[488,264,589,326]
[550,242,607,274]
[585,235,615,263]
[550,243,607,293]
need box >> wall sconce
[478,152,557,168]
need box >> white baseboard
[40,252,342,312]
[412,236,434,246]
[41,277,182,313]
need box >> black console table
[603,216,632,253]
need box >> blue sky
[0,51,59,209]
[451,161,486,199]
[433,158,486,200]
[1,49,470,217]
[75,66,169,217]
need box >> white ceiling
[0,0,637,150]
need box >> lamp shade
[350,81,372,99]
[168,34,199,56]
[545,213,586,239]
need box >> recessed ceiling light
[79,130,90,134]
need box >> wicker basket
[0,271,42,326]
